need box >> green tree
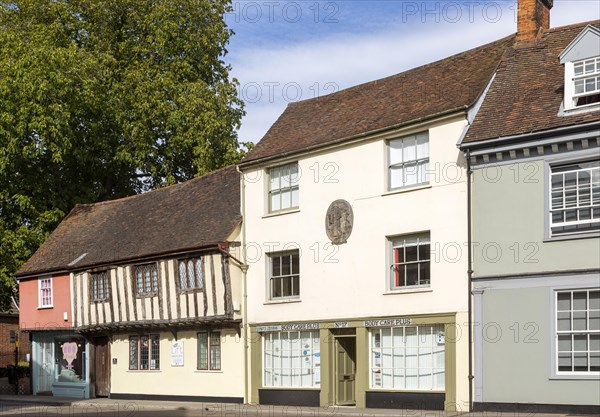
[0,0,248,310]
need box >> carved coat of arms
[325,199,353,245]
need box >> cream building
[238,35,514,411]
[16,166,246,402]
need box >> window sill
[549,373,599,380]
[135,293,159,299]
[560,102,600,116]
[366,388,444,393]
[37,306,54,310]
[194,370,223,374]
[383,287,432,295]
[127,370,162,373]
[177,289,205,295]
[261,387,320,390]
[262,208,300,219]
[544,231,600,242]
[382,184,431,197]
[263,298,302,305]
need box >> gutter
[236,165,251,404]
[459,120,600,151]
[466,149,474,413]
[239,107,468,169]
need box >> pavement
[0,395,595,417]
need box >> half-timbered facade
[16,166,245,402]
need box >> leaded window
[129,334,160,370]
[91,270,110,302]
[198,331,221,370]
[178,258,204,291]
[134,263,159,296]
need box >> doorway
[335,336,356,406]
[36,340,54,394]
[93,337,110,397]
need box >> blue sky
[225,0,600,143]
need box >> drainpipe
[236,165,250,404]
[466,149,474,412]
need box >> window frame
[546,156,600,239]
[387,131,430,191]
[132,263,160,298]
[177,257,204,293]
[369,325,445,391]
[551,286,600,379]
[262,330,321,388]
[38,276,53,308]
[197,331,221,371]
[267,162,300,213]
[565,57,600,110]
[267,250,300,301]
[90,270,110,302]
[388,233,431,291]
[129,334,160,371]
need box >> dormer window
[559,25,600,113]
[572,57,600,108]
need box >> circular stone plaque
[325,199,353,245]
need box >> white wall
[243,116,470,325]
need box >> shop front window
[55,337,86,382]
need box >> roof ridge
[73,164,237,209]
[287,33,516,108]
[545,19,600,34]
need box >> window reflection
[55,337,86,382]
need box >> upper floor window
[177,258,204,292]
[550,160,600,237]
[268,251,300,300]
[571,57,600,108]
[90,270,110,302]
[38,276,52,308]
[388,132,429,190]
[556,289,599,374]
[134,263,159,297]
[268,163,299,212]
[390,233,430,290]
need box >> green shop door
[335,336,356,406]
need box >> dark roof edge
[240,107,469,168]
[14,241,230,280]
[459,120,600,151]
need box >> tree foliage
[0,0,247,310]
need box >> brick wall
[0,315,31,367]
[517,0,553,42]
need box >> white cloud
[231,1,600,143]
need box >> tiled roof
[241,35,515,164]
[16,166,241,277]
[463,21,600,143]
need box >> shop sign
[257,323,320,332]
[364,318,412,327]
[171,341,184,366]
